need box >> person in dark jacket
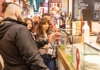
[0,2,61,70]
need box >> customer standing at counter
[42,13,59,32]
[35,17,57,70]
[0,2,61,70]
[33,15,40,31]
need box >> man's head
[42,13,51,21]
[2,2,22,21]
[33,15,39,22]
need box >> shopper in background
[42,13,59,32]
[24,18,36,39]
[33,15,40,29]
[35,17,57,70]
[0,2,61,70]
[24,18,33,30]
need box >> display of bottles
[82,21,90,43]
[65,12,72,34]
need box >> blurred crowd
[0,2,61,70]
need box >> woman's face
[27,20,32,30]
[42,22,49,31]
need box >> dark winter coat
[0,17,49,70]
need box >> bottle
[72,22,76,35]
[82,21,90,43]
[65,17,70,34]
[69,12,72,34]
[65,13,71,34]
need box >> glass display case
[58,28,99,70]
[72,43,100,70]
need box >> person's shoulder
[10,23,27,31]
[13,23,26,28]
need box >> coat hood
[0,17,27,39]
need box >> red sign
[76,48,80,70]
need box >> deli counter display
[57,35,100,70]
[72,43,100,70]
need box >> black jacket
[0,18,49,70]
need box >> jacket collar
[1,17,27,26]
